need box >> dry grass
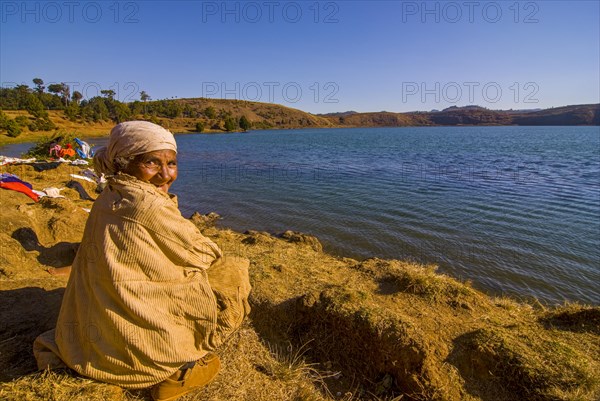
[0,370,137,401]
[377,262,480,308]
[539,303,600,335]
[456,327,600,401]
[0,326,331,401]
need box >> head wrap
[93,121,177,176]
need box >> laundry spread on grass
[0,156,37,166]
[2,135,95,165]
[1,137,100,203]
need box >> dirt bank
[0,163,598,401]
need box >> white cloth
[69,174,95,183]
[42,187,65,198]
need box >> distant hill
[440,105,488,112]
[509,104,600,125]
[316,111,358,117]
[502,108,543,114]
[324,104,600,127]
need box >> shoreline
[4,123,599,148]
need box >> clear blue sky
[1,0,599,113]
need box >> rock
[190,211,221,231]
[241,230,274,245]
[278,230,323,252]
[241,236,258,245]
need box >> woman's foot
[151,354,221,401]
[46,266,72,276]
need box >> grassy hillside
[0,163,599,401]
[0,99,336,146]
[175,98,335,129]
[1,110,116,146]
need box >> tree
[183,104,194,118]
[165,101,183,118]
[14,85,31,108]
[195,121,205,132]
[239,115,251,131]
[129,101,144,116]
[48,83,70,106]
[72,91,83,105]
[64,102,80,121]
[32,78,45,94]
[101,89,116,100]
[39,92,64,110]
[63,84,71,105]
[140,91,150,114]
[0,85,35,110]
[47,83,63,94]
[83,97,110,122]
[25,94,47,118]
[112,101,131,123]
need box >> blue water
[2,126,599,304]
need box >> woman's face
[123,149,178,192]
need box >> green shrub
[0,111,8,128]
[24,132,76,159]
[14,115,30,127]
[0,111,24,137]
[224,117,237,132]
[204,106,216,119]
[28,117,56,131]
[6,120,22,137]
[239,115,251,131]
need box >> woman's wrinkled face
[123,149,178,192]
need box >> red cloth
[0,181,40,202]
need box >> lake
[2,126,599,304]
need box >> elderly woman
[34,121,251,401]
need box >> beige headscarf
[94,121,177,176]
